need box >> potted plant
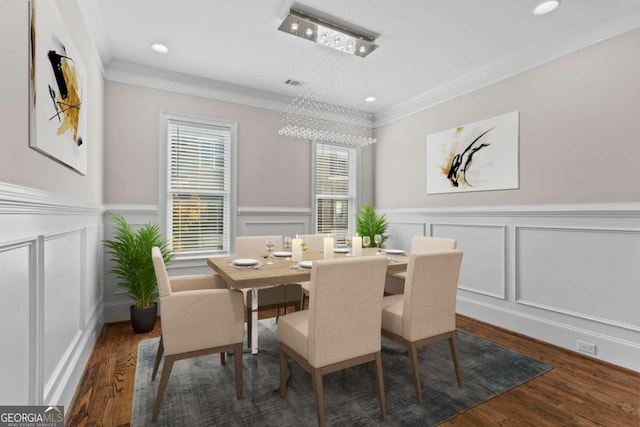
[355,203,389,248]
[104,215,174,333]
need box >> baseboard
[457,297,640,372]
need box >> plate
[333,247,350,253]
[273,251,292,257]
[384,249,405,255]
[232,258,259,266]
[297,260,313,269]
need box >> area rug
[131,319,550,426]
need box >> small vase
[130,303,157,333]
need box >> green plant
[355,203,389,248]
[104,215,174,308]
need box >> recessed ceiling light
[533,0,560,15]
[151,43,169,53]
[365,96,377,103]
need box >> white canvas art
[30,0,88,175]
[426,111,519,194]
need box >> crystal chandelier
[278,9,378,147]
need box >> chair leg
[408,342,423,405]
[449,333,463,387]
[275,306,281,323]
[234,343,243,400]
[312,369,325,427]
[220,352,226,365]
[152,355,175,423]
[151,336,164,381]
[279,349,288,398]
[246,304,252,349]
[374,352,387,420]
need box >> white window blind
[315,142,357,243]
[167,119,231,255]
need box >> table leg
[251,287,259,355]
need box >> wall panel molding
[382,203,640,371]
[0,182,103,407]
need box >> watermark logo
[0,406,64,427]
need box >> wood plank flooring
[65,312,639,426]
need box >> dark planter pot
[130,303,158,333]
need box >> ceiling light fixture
[278,9,378,58]
[365,96,376,103]
[533,0,560,15]
[150,43,169,53]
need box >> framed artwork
[426,111,519,194]
[30,0,87,175]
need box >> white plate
[232,258,259,266]
[273,251,292,257]
[333,247,350,253]
[384,249,405,255]
[297,260,313,269]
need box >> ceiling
[80,0,640,123]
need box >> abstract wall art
[30,0,87,175]
[426,111,519,194]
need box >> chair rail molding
[380,202,640,371]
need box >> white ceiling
[81,0,640,123]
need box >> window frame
[159,112,237,260]
[311,140,360,242]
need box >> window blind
[315,142,356,243]
[168,119,230,255]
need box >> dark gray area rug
[131,319,550,426]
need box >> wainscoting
[102,202,640,371]
[0,183,104,407]
[380,204,640,371]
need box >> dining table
[207,247,409,354]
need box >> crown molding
[105,61,293,113]
[374,7,640,126]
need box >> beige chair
[150,247,244,422]
[296,234,331,308]
[381,250,464,405]
[236,235,303,348]
[278,256,388,427]
[384,236,457,295]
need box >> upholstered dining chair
[278,256,388,427]
[381,250,464,405]
[236,235,303,348]
[150,247,244,423]
[296,234,331,308]
[384,236,457,295]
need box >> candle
[323,237,335,258]
[292,238,303,261]
[352,236,362,257]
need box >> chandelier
[277,9,378,147]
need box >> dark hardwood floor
[66,310,639,426]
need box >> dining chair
[296,234,332,308]
[384,236,457,295]
[236,235,303,348]
[150,247,244,423]
[278,256,388,427]
[381,250,464,405]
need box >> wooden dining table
[207,248,409,354]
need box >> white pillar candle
[323,237,335,258]
[292,238,303,261]
[352,236,362,257]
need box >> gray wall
[104,81,375,208]
[375,28,640,209]
[0,0,104,203]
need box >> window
[161,114,236,257]
[314,142,358,244]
